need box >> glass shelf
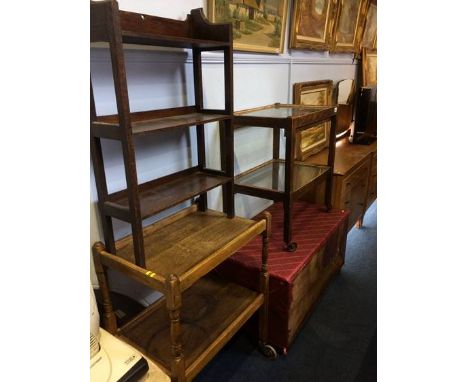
[235,160,329,194]
[235,104,332,119]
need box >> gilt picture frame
[289,0,338,51]
[331,0,369,53]
[361,2,377,49]
[362,48,377,87]
[206,0,289,54]
[293,80,333,160]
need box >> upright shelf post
[193,47,208,211]
[222,46,235,217]
[283,120,295,250]
[91,82,117,253]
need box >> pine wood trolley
[90,2,277,381]
[93,207,274,382]
[233,103,338,251]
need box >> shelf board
[96,109,230,136]
[235,159,329,195]
[119,275,263,381]
[121,31,230,49]
[115,207,265,291]
[106,170,230,220]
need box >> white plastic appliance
[90,285,148,382]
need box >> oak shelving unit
[90,1,276,381]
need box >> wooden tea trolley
[90,2,276,381]
[233,103,338,251]
[93,207,274,382]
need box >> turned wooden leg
[166,275,185,382]
[92,242,117,334]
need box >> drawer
[339,160,370,208]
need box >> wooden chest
[215,202,349,352]
[302,138,377,231]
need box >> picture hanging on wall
[331,0,369,53]
[207,0,289,54]
[361,2,377,49]
[289,0,338,51]
[293,80,333,160]
[362,48,377,86]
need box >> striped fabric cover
[227,202,348,283]
[215,202,349,351]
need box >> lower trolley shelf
[118,274,264,381]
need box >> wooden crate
[215,202,349,352]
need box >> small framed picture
[206,0,289,54]
[293,80,333,160]
[289,0,338,51]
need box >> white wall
[90,0,357,301]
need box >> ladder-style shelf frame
[90,0,235,267]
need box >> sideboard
[301,137,377,231]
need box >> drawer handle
[344,201,350,205]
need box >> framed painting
[362,48,377,87]
[361,2,377,49]
[289,0,338,50]
[206,0,289,54]
[331,0,369,53]
[293,80,333,160]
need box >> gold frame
[331,0,369,53]
[361,2,377,49]
[206,0,289,54]
[289,0,338,51]
[292,80,333,160]
[362,48,377,87]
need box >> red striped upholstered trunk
[215,202,349,352]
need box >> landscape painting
[293,80,333,160]
[207,0,289,54]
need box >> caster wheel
[283,242,297,252]
[259,343,278,360]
